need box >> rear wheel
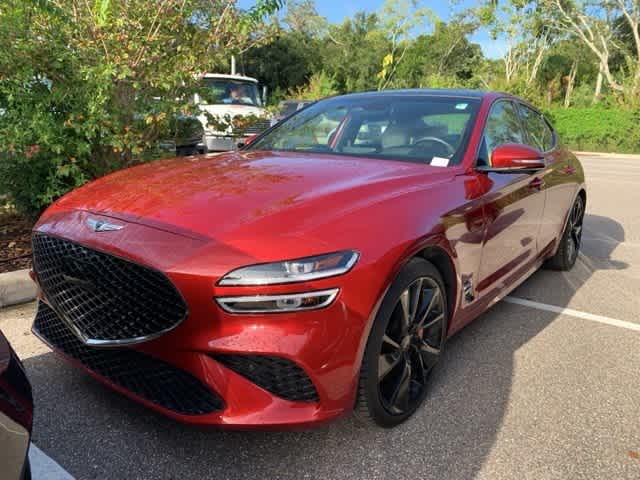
[355,258,447,428]
[545,195,584,271]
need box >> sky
[239,0,504,59]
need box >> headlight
[216,289,339,314]
[218,250,359,286]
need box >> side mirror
[262,85,268,106]
[477,143,545,173]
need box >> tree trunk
[593,61,604,103]
[564,60,578,108]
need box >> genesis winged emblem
[86,218,124,232]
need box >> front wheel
[355,258,448,428]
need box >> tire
[355,257,448,428]
[176,145,198,156]
[545,194,585,271]
[22,458,31,480]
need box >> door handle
[528,177,545,190]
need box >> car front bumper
[201,134,240,152]
[30,211,378,429]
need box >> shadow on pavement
[23,214,626,480]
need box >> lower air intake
[34,302,223,415]
[212,354,319,402]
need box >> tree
[0,0,282,215]
[476,0,553,90]
[244,30,322,100]
[539,0,640,101]
[282,0,327,36]
[394,19,484,88]
[376,0,436,90]
[322,12,389,92]
[244,1,325,100]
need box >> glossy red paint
[490,143,545,170]
[243,133,259,145]
[31,90,586,428]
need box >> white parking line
[29,443,75,480]
[504,296,640,332]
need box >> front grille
[240,119,271,135]
[32,233,187,344]
[34,302,223,415]
[212,354,319,402]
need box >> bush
[0,0,282,217]
[545,106,640,154]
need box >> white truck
[194,73,270,152]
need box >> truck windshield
[199,79,262,107]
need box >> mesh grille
[34,302,223,415]
[32,233,187,343]
[212,354,319,402]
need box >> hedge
[545,106,640,154]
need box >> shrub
[0,0,282,217]
[545,106,640,154]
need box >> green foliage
[547,106,640,153]
[321,12,388,93]
[0,0,282,217]
[287,72,338,100]
[244,30,323,102]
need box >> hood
[54,151,453,240]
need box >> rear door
[476,100,547,297]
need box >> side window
[483,101,525,159]
[517,104,555,152]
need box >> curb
[0,269,36,308]
[575,151,640,160]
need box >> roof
[200,73,259,83]
[334,88,498,100]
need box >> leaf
[95,0,110,27]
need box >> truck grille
[239,118,271,135]
[33,302,223,415]
[32,233,187,345]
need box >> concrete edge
[575,151,640,159]
[0,269,36,308]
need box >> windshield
[249,95,480,165]
[199,79,262,107]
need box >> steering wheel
[412,136,456,156]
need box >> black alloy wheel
[546,195,585,271]
[355,258,447,427]
[565,195,584,264]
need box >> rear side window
[483,101,524,152]
[517,104,555,152]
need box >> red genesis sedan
[30,90,586,428]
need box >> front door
[476,100,546,298]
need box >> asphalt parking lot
[1,153,639,480]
